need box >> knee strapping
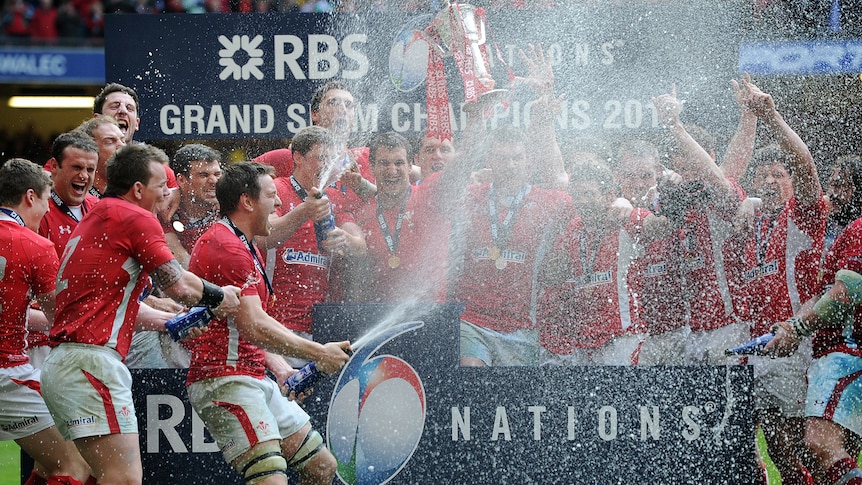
[235,441,287,485]
[285,429,324,471]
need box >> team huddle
[2,44,862,485]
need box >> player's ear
[133,181,145,200]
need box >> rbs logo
[216,33,370,81]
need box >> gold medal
[495,258,507,270]
[488,246,501,261]
[388,255,401,269]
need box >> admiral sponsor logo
[744,260,780,282]
[67,415,97,428]
[283,248,328,267]
[474,247,527,264]
[572,271,613,288]
[451,404,708,442]
[1,415,38,432]
[685,255,705,270]
[646,262,667,276]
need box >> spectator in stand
[29,0,57,41]
[83,0,102,37]
[3,0,32,38]
[56,0,83,37]
[299,0,331,12]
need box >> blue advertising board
[86,303,756,484]
[105,6,743,141]
[0,47,104,84]
[740,40,862,76]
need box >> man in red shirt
[39,131,100,258]
[187,161,351,485]
[40,144,241,485]
[349,131,450,303]
[162,143,223,268]
[259,126,364,366]
[737,77,826,485]
[0,158,93,485]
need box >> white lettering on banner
[0,53,66,76]
[501,41,617,68]
[682,406,701,441]
[451,404,706,442]
[273,34,369,80]
[390,98,658,133]
[491,406,511,441]
[356,102,378,132]
[159,104,274,135]
[146,395,219,453]
[598,406,617,441]
[286,103,309,132]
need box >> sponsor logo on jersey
[646,262,667,276]
[572,271,613,288]
[1,415,38,432]
[474,247,527,264]
[684,255,705,271]
[221,438,236,454]
[58,225,72,235]
[67,415,97,428]
[743,260,780,282]
[283,248,328,268]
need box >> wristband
[198,278,225,309]
[786,316,813,339]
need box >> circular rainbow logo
[327,321,426,485]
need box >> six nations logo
[327,320,426,485]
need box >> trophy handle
[421,26,452,58]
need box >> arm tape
[197,278,224,309]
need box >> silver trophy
[426,0,507,110]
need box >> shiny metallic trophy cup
[422,1,509,140]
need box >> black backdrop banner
[105,5,742,141]
[66,303,760,485]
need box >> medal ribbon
[488,183,530,252]
[376,186,412,258]
[579,231,601,278]
[220,217,274,299]
[755,213,778,269]
[88,187,102,198]
[50,190,87,222]
[0,208,25,226]
[177,211,215,230]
